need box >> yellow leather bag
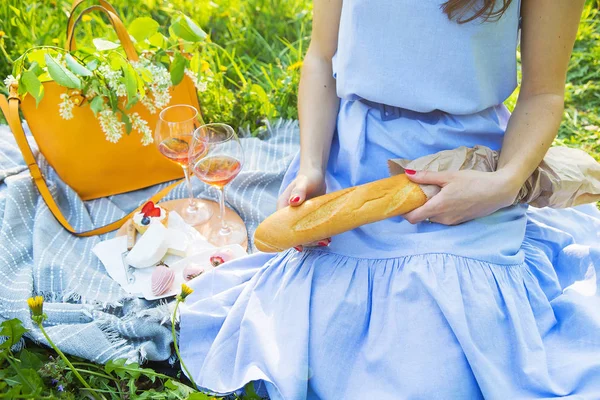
[0,0,200,236]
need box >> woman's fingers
[405,169,453,187]
[294,237,332,252]
[288,176,309,207]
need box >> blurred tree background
[0,0,598,156]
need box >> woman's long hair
[442,0,514,23]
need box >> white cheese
[166,228,188,257]
[125,223,168,268]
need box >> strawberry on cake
[133,201,169,234]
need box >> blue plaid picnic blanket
[0,120,298,363]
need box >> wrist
[493,168,524,205]
[299,159,326,177]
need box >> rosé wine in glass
[192,155,242,188]
[191,123,245,246]
[154,105,213,225]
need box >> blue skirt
[180,100,600,399]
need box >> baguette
[254,174,428,252]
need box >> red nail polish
[405,169,416,175]
[318,241,329,247]
[294,246,303,252]
[290,196,301,204]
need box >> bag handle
[0,91,181,237]
[66,0,119,37]
[66,5,139,61]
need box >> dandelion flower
[82,15,92,23]
[178,283,194,301]
[27,296,44,317]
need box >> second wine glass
[155,105,213,225]
[190,123,245,246]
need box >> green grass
[0,0,310,134]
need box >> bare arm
[277,0,342,210]
[405,0,586,225]
[497,0,586,187]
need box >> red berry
[141,201,155,215]
[146,207,161,217]
[210,256,225,267]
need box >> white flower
[85,85,99,98]
[58,93,75,120]
[98,63,125,94]
[130,112,153,146]
[152,89,171,110]
[116,83,127,97]
[131,58,173,112]
[185,69,208,92]
[140,95,157,114]
[3,75,18,88]
[98,109,125,143]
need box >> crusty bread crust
[254,174,427,252]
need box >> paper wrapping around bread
[254,174,427,252]
[388,145,600,208]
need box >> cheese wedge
[166,228,188,257]
[126,223,169,268]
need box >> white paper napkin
[92,211,232,300]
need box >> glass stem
[218,186,231,235]
[182,165,197,211]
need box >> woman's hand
[403,169,522,226]
[276,167,331,250]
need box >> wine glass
[155,105,213,225]
[190,123,245,246]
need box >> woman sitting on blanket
[180,1,600,399]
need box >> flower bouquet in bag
[0,1,215,236]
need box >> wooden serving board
[116,198,248,251]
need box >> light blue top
[333,0,521,114]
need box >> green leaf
[128,17,160,42]
[12,55,25,77]
[119,110,132,134]
[65,54,93,77]
[148,32,167,48]
[18,348,43,370]
[27,61,44,77]
[136,71,146,98]
[93,38,121,51]
[127,378,137,395]
[21,70,44,106]
[139,67,153,83]
[9,5,21,17]
[15,368,43,395]
[44,54,81,89]
[243,381,263,400]
[109,55,127,71]
[171,14,207,42]
[122,63,138,102]
[170,52,187,86]
[0,319,28,350]
[186,393,212,399]
[89,96,105,115]
[108,90,118,110]
[26,49,46,68]
[86,59,99,71]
